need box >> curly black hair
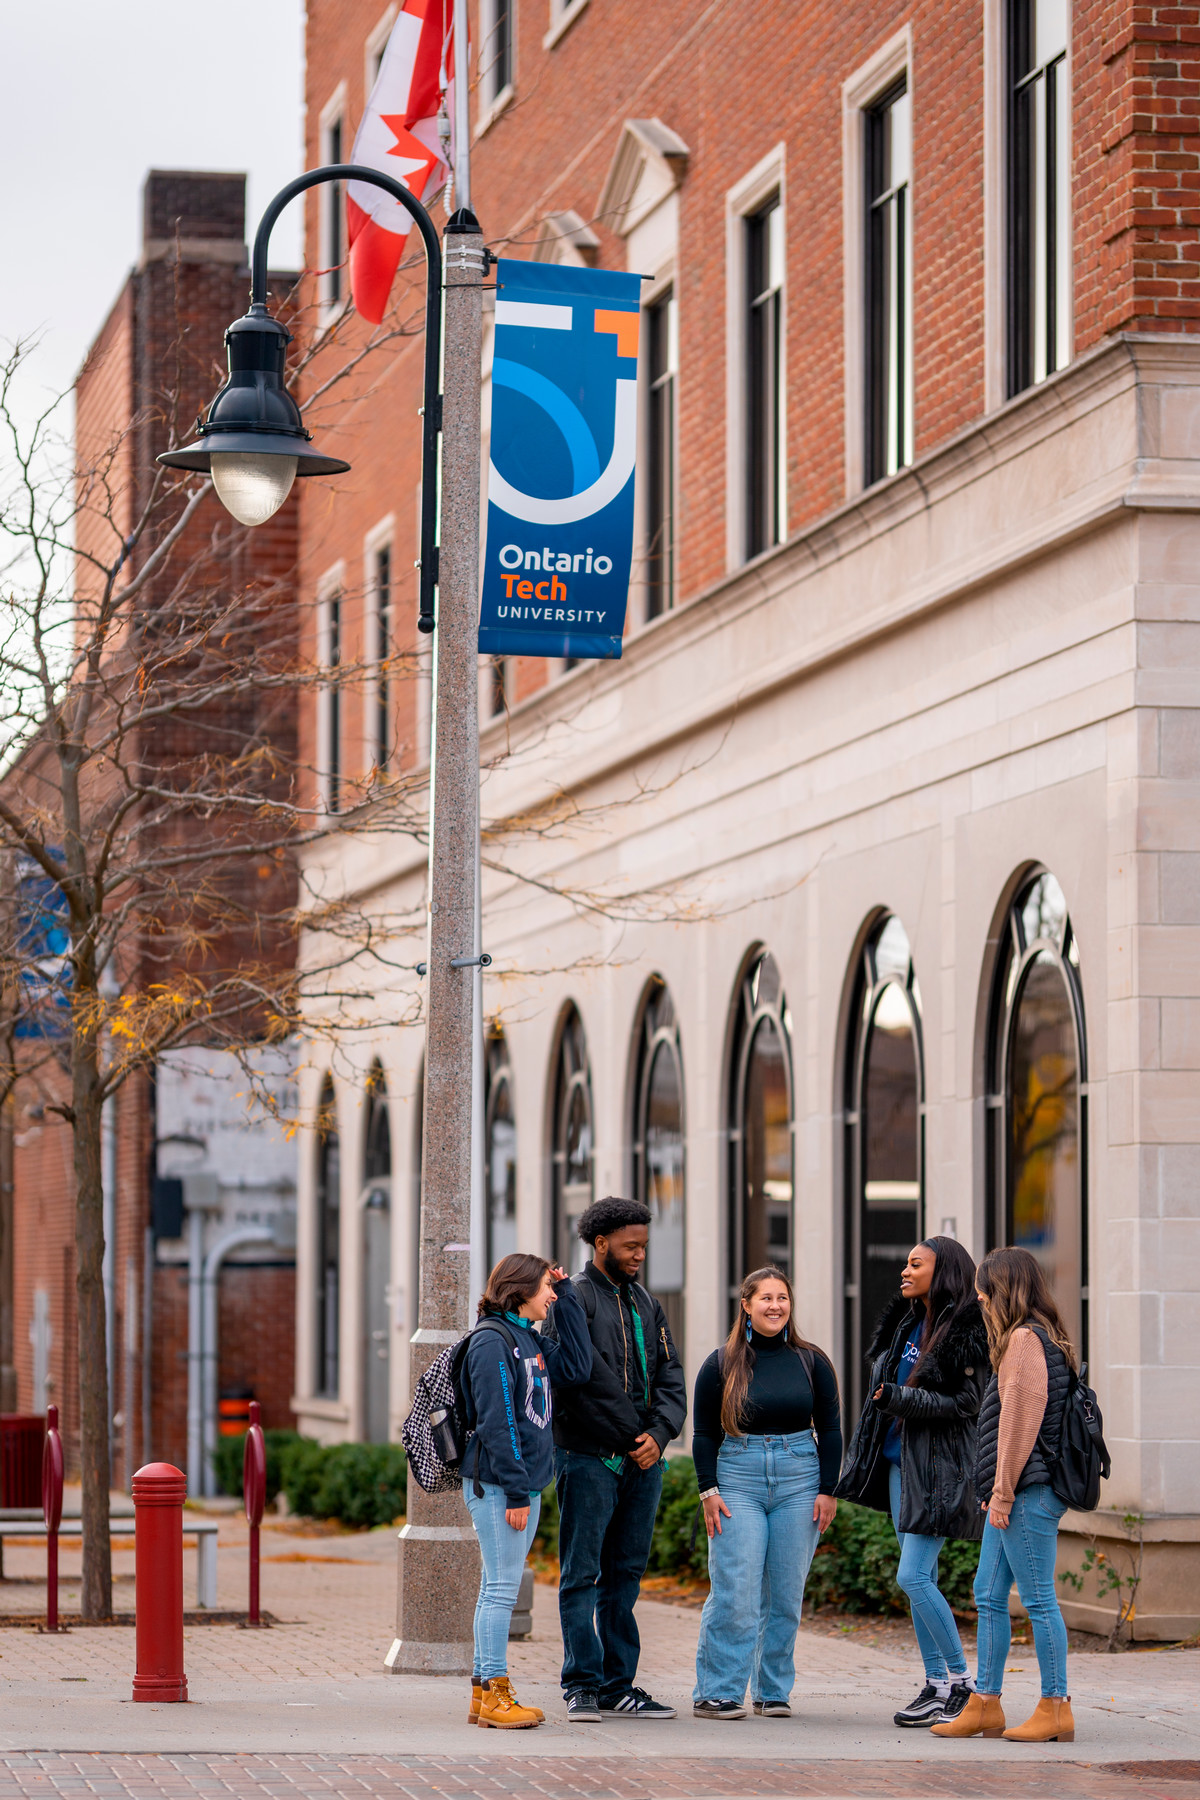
[577,1196,651,1245]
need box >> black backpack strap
[573,1271,598,1321]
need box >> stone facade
[294,0,1200,1636]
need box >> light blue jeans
[888,1462,968,1681]
[464,1480,541,1681]
[693,1432,821,1706]
[975,1482,1069,1699]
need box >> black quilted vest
[974,1325,1071,1502]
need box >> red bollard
[131,1463,188,1703]
[41,1405,63,1634]
[243,1400,267,1628]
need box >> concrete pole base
[388,1518,480,1675]
[384,1636,474,1675]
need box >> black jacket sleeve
[464,1330,530,1507]
[644,1294,688,1450]
[539,1278,592,1387]
[691,1351,724,1489]
[811,1353,844,1493]
[876,1358,986,1426]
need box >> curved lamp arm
[251,164,444,636]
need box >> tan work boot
[930,1692,1006,1738]
[468,1682,483,1724]
[1003,1696,1074,1742]
[478,1675,542,1729]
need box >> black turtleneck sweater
[692,1329,843,1493]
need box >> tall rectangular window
[373,544,391,769]
[745,200,784,559]
[646,289,677,619]
[488,657,508,718]
[866,80,912,483]
[482,0,512,107]
[324,116,344,309]
[324,592,342,812]
[1008,0,1069,394]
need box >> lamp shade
[157,305,349,521]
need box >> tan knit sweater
[992,1327,1048,1509]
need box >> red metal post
[243,1399,266,1627]
[41,1405,63,1634]
[131,1463,188,1702]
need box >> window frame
[630,976,686,1356]
[315,1077,341,1400]
[319,85,348,323]
[724,145,787,571]
[484,1032,517,1271]
[725,948,794,1325]
[984,867,1088,1359]
[317,564,346,814]
[1005,0,1072,396]
[644,282,678,620]
[550,1006,594,1272]
[478,0,515,129]
[364,518,395,775]
[841,28,912,496]
[864,77,913,485]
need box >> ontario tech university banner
[478,259,641,662]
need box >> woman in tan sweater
[932,1247,1075,1745]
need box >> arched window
[631,978,685,1357]
[843,914,923,1416]
[485,1031,517,1271]
[728,950,793,1320]
[315,1076,340,1398]
[551,1007,593,1273]
[986,869,1086,1355]
[361,1063,391,1443]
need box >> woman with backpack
[932,1246,1077,1744]
[691,1266,841,1721]
[835,1237,988,1728]
[461,1252,591,1729]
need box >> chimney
[140,170,247,268]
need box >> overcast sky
[0,1,305,425]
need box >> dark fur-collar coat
[834,1292,990,1541]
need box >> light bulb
[210,452,298,526]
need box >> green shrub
[533,1481,560,1558]
[647,1454,708,1578]
[279,1438,408,1529]
[210,1428,302,1504]
[805,1499,980,1615]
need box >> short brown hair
[478,1252,552,1320]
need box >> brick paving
[0,1756,1194,1800]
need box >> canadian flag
[347,0,455,325]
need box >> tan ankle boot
[478,1675,542,1729]
[1003,1696,1074,1742]
[468,1682,483,1724]
[931,1692,1005,1738]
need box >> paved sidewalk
[0,1511,1195,1789]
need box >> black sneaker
[752,1700,792,1717]
[934,1680,976,1724]
[600,1687,677,1719]
[693,1699,747,1721]
[565,1689,602,1722]
[894,1683,949,1727]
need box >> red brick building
[293,3,1200,1634]
[1,171,301,1488]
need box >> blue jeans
[693,1432,821,1706]
[975,1483,1068,1699]
[464,1481,541,1681]
[556,1448,663,1698]
[888,1462,968,1681]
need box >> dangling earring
[783,1324,789,1342]
[745,1318,753,1345]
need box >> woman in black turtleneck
[691,1266,841,1722]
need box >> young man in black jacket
[542,1197,687,1722]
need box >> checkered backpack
[402,1317,519,1495]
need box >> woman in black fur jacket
[835,1236,988,1730]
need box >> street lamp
[159,165,443,633]
[159,160,487,1675]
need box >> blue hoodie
[462,1277,592,1505]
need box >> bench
[0,1517,220,1608]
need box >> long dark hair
[907,1236,980,1383]
[720,1266,824,1437]
[477,1252,551,1320]
[976,1246,1077,1372]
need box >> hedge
[211,1432,408,1530]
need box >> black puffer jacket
[542,1261,687,1458]
[835,1294,989,1540]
